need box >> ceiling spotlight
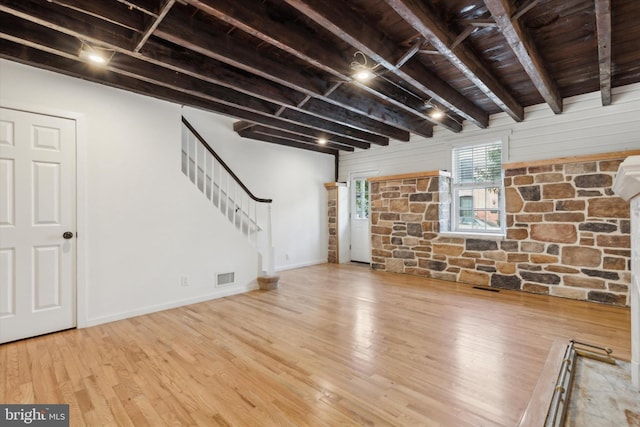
[318,137,328,145]
[353,69,375,82]
[87,53,106,64]
[425,99,447,120]
[78,41,114,66]
[350,51,376,83]
[430,109,445,120]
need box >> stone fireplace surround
[366,150,639,307]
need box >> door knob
[63,231,74,239]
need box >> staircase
[180,117,275,275]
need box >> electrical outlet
[180,276,189,287]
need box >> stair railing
[181,117,275,275]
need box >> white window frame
[353,177,370,220]
[449,140,506,237]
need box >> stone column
[613,155,640,391]
[324,182,348,263]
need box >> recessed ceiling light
[318,137,328,145]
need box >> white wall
[339,83,640,180]
[181,107,334,270]
[0,59,333,327]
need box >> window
[354,178,369,220]
[451,142,503,234]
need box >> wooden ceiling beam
[184,0,345,80]
[0,15,281,116]
[385,0,524,122]
[249,126,355,151]
[46,0,149,32]
[230,110,379,150]
[0,38,291,130]
[171,1,436,136]
[143,38,398,145]
[0,0,139,50]
[141,38,306,107]
[184,0,446,133]
[0,3,392,145]
[275,108,390,144]
[153,13,327,96]
[393,37,425,69]
[115,0,159,16]
[233,121,371,150]
[0,4,308,118]
[0,27,382,149]
[237,129,339,155]
[232,111,384,147]
[233,122,255,132]
[484,0,563,114]
[284,101,409,141]
[595,0,612,106]
[230,107,386,147]
[0,42,357,156]
[512,0,542,22]
[449,26,476,51]
[283,0,489,128]
[133,0,175,52]
[156,7,411,141]
[457,19,497,28]
[109,60,277,116]
[309,88,432,138]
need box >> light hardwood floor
[1,263,631,426]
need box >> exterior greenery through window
[354,178,369,220]
[451,142,503,234]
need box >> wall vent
[472,286,500,293]
[216,272,235,287]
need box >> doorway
[350,173,374,263]
[0,107,77,343]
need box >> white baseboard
[275,258,327,272]
[84,259,328,328]
[83,283,258,328]
[633,360,640,392]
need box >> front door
[350,175,371,263]
[0,108,76,343]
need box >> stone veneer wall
[370,154,634,306]
[325,183,339,263]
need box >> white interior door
[350,175,371,263]
[0,108,76,343]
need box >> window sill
[439,231,505,241]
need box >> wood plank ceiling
[1,0,639,156]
